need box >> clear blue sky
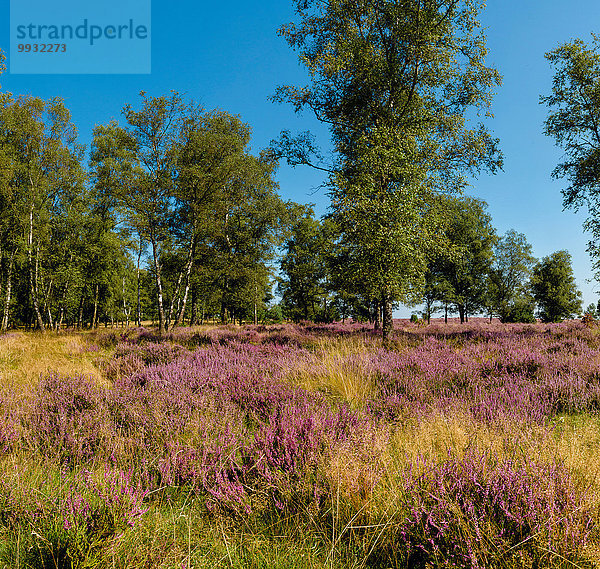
[1,0,599,315]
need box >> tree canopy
[426,196,497,323]
[273,0,502,338]
[488,230,537,322]
[531,251,582,323]
[542,35,600,276]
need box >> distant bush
[500,300,536,323]
[582,312,597,326]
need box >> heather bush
[0,466,148,568]
[24,373,110,465]
[102,339,191,381]
[2,321,600,567]
[92,330,121,349]
[368,450,595,568]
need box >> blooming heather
[0,321,597,567]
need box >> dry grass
[288,337,377,407]
[0,331,110,393]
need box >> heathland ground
[1,320,600,568]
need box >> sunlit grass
[286,336,378,407]
[0,331,110,393]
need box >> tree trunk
[41,279,53,330]
[374,300,381,330]
[77,292,85,330]
[173,240,195,329]
[253,285,258,325]
[45,280,54,331]
[92,284,99,329]
[57,305,65,331]
[28,206,45,332]
[445,303,448,324]
[167,268,184,329]
[137,235,142,327]
[382,293,394,342]
[458,304,465,324]
[1,250,15,332]
[122,276,131,328]
[150,232,166,335]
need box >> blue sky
[1,0,599,316]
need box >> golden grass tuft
[326,427,391,512]
[0,331,110,393]
[287,337,377,407]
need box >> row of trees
[278,196,583,324]
[0,0,598,335]
[0,75,295,331]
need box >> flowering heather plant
[345,323,600,426]
[374,450,595,568]
[3,321,600,567]
[11,339,376,517]
[102,340,191,382]
[107,344,377,514]
[93,330,121,348]
[24,372,110,464]
[0,466,149,567]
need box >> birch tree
[542,35,600,277]
[274,0,502,339]
[0,95,84,331]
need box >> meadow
[1,320,600,568]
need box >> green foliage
[584,303,598,319]
[279,206,333,322]
[274,0,502,336]
[260,303,284,324]
[428,196,497,323]
[0,89,292,332]
[488,230,537,322]
[531,251,583,322]
[0,94,87,331]
[542,34,600,277]
[90,96,287,330]
[500,297,537,323]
